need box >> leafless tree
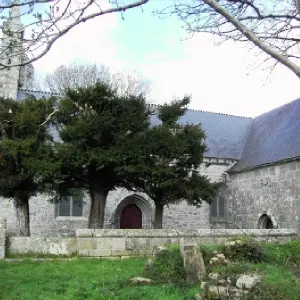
[0,0,148,69]
[160,0,300,79]
[37,62,152,97]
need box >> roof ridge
[253,97,300,119]
[237,118,253,161]
[147,103,251,119]
[18,88,61,96]
[186,107,252,119]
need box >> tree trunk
[14,198,30,236]
[88,184,109,229]
[153,202,164,229]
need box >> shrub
[200,244,220,266]
[144,245,186,284]
[220,237,267,263]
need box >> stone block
[268,166,276,175]
[287,171,295,180]
[76,229,94,237]
[88,249,112,257]
[138,249,152,256]
[111,249,136,256]
[77,238,97,250]
[280,162,296,173]
[207,285,229,299]
[125,238,135,250]
[0,218,7,229]
[0,237,5,246]
[0,229,6,240]
[0,246,5,259]
[150,237,172,248]
[134,238,150,250]
[181,244,206,282]
[278,173,287,181]
[236,274,262,290]
[97,238,126,250]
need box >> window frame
[210,194,228,223]
[55,198,85,219]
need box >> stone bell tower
[0,1,34,99]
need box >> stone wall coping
[8,237,77,242]
[76,229,298,238]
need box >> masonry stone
[227,160,300,232]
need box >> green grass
[1,240,300,300]
[0,257,197,300]
[204,239,300,300]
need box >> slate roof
[150,110,252,160]
[18,89,252,160]
[230,98,300,172]
[18,89,300,171]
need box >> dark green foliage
[220,238,267,263]
[118,95,222,227]
[52,83,221,228]
[0,96,56,236]
[50,82,152,227]
[0,96,56,199]
[144,245,186,284]
[54,82,149,192]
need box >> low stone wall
[76,229,298,258]
[7,237,77,256]
[0,218,6,259]
[1,228,298,259]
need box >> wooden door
[120,204,142,229]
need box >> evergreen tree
[0,96,56,236]
[118,96,222,228]
[53,82,150,229]
[52,84,221,230]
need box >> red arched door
[120,204,142,229]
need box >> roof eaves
[228,155,300,174]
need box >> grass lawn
[0,257,198,300]
[0,239,300,300]
[201,239,300,300]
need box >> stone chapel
[1,5,300,236]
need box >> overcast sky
[33,0,300,118]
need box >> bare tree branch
[203,0,300,77]
[35,62,152,97]
[160,0,300,78]
[0,0,149,69]
[39,108,57,126]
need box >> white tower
[0,1,34,99]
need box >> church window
[55,198,83,217]
[210,194,226,220]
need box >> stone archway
[258,214,274,229]
[110,194,153,229]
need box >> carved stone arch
[110,194,153,229]
[258,212,278,229]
